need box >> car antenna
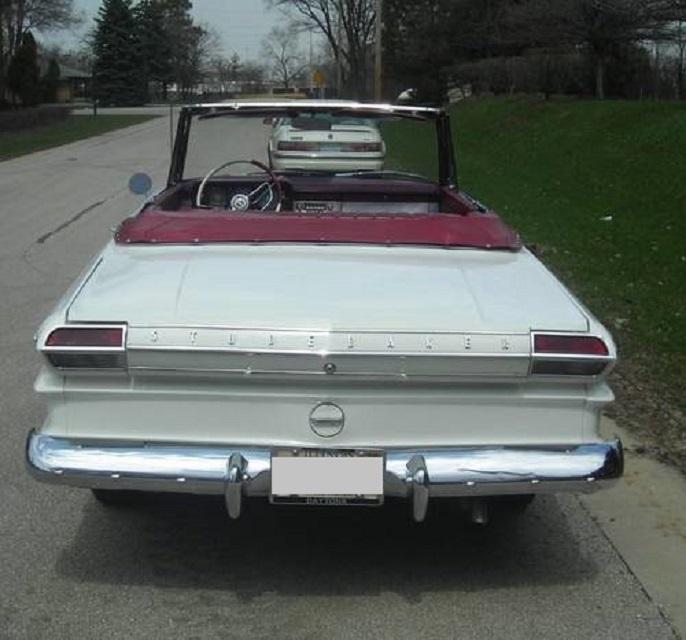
[169,102,174,159]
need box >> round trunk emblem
[309,402,345,438]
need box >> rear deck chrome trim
[27,432,623,521]
[126,326,532,356]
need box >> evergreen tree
[7,31,41,106]
[159,0,202,98]
[92,0,145,105]
[42,58,61,103]
[134,0,174,100]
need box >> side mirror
[128,173,153,196]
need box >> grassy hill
[453,97,686,459]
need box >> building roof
[57,63,91,80]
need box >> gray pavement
[0,114,678,639]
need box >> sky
[45,0,281,61]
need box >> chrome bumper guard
[26,431,623,522]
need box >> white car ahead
[268,114,385,173]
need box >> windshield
[182,110,439,182]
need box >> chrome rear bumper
[26,431,623,522]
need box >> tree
[662,1,686,98]
[228,52,240,81]
[504,0,674,99]
[1,0,77,104]
[383,0,458,102]
[92,0,145,105]
[211,53,240,83]
[176,24,216,97]
[266,0,377,98]
[155,0,216,98]
[383,0,522,102]
[7,29,40,105]
[134,0,173,99]
[236,59,267,93]
[381,0,680,101]
[41,56,59,102]
[2,0,76,56]
[673,21,686,98]
[263,25,306,88]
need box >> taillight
[46,327,124,348]
[534,334,609,356]
[277,141,382,153]
[42,325,126,370]
[340,142,382,152]
[277,141,321,151]
[531,333,612,377]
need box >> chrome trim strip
[127,346,529,358]
[27,432,623,507]
[126,366,529,381]
[125,327,532,359]
[187,100,441,115]
[532,355,614,362]
[130,325,532,336]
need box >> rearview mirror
[263,117,275,125]
[128,173,153,196]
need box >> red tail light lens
[277,141,321,151]
[340,142,382,152]
[532,333,612,377]
[43,326,126,370]
[46,327,124,348]
[278,141,382,153]
[534,334,609,356]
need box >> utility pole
[374,0,383,101]
[336,17,343,97]
[309,26,314,97]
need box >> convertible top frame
[167,101,459,189]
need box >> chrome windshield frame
[167,101,458,189]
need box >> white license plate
[271,450,383,505]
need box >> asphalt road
[0,113,678,640]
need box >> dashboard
[292,200,438,214]
[164,177,443,215]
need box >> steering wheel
[196,159,282,212]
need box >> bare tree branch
[265,0,376,97]
[262,25,307,88]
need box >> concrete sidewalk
[584,419,686,637]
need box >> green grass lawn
[388,97,686,448]
[452,97,685,401]
[0,114,157,161]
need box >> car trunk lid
[66,243,588,379]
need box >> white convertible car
[28,101,622,523]
[267,113,385,173]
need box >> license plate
[271,450,384,505]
